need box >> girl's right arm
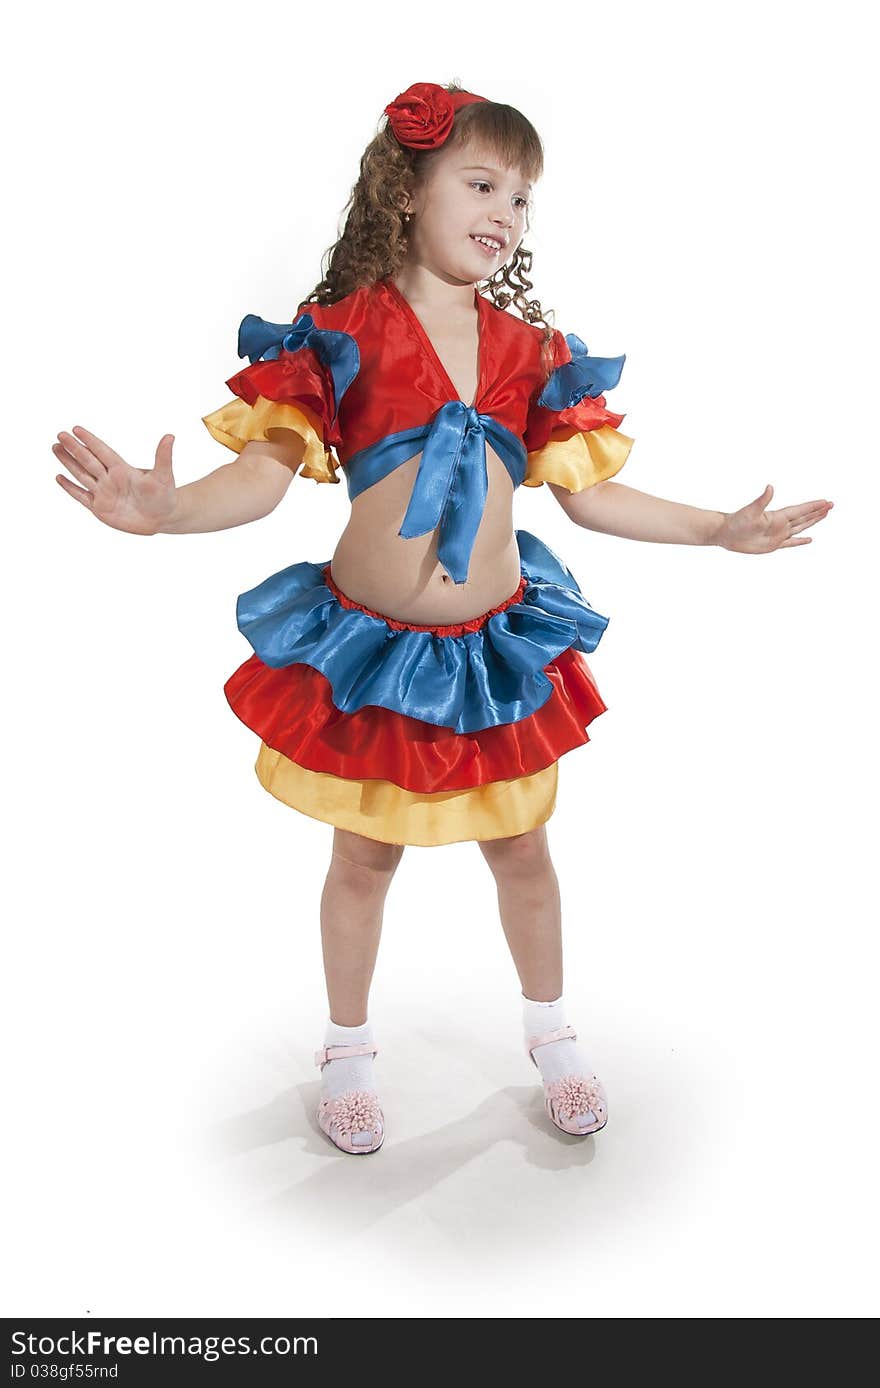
[53,427,306,535]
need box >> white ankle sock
[522,994,594,1085]
[320,1018,377,1101]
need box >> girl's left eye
[471,181,528,209]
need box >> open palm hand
[53,426,178,536]
[715,484,834,553]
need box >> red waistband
[322,565,528,636]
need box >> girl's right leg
[320,827,405,1025]
[315,829,404,1153]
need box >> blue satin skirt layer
[233,529,610,736]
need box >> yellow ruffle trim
[252,742,559,846]
[200,394,340,483]
[523,424,635,492]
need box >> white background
[3,0,876,1318]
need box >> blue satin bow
[236,311,360,425]
[345,402,527,586]
[538,333,626,412]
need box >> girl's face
[405,143,532,286]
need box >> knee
[479,825,552,880]
[329,828,405,889]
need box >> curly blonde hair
[297,81,556,370]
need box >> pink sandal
[314,1042,385,1154]
[526,1026,608,1136]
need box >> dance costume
[202,276,634,846]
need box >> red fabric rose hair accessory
[384,82,488,150]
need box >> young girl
[53,80,833,1156]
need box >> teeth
[472,235,502,250]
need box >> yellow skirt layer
[201,394,340,483]
[524,423,635,491]
[254,742,559,847]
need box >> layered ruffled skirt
[224,529,611,846]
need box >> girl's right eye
[471,180,528,209]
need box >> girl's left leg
[477,824,562,1001]
[478,825,607,1132]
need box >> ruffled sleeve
[522,328,634,491]
[201,308,360,484]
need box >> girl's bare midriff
[330,443,522,625]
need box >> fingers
[54,428,109,483]
[71,424,127,468]
[52,439,103,489]
[777,500,834,524]
[787,507,830,536]
[66,426,126,474]
[55,473,95,508]
[778,536,812,547]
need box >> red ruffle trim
[224,647,607,793]
[224,348,342,450]
[323,565,529,635]
[524,393,626,453]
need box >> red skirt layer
[224,647,607,794]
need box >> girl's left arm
[549,479,834,553]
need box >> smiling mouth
[470,234,504,254]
